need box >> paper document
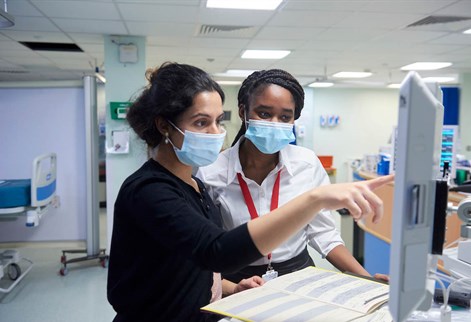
[202,266,390,322]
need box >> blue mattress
[0,179,31,208]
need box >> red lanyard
[236,170,281,261]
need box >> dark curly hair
[232,69,304,146]
[126,62,225,148]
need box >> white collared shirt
[196,138,344,266]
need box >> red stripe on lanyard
[236,170,281,262]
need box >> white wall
[301,87,399,183]
[0,87,87,242]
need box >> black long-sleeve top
[107,159,262,321]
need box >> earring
[164,132,169,144]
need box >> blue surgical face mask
[245,119,295,154]
[167,121,226,167]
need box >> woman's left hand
[373,273,389,283]
[234,275,265,294]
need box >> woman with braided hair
[197,69,388,283]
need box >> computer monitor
[389,71,445,322]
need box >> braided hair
[232,69,304,146]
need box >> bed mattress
[0,179,31,208]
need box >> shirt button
[206,204,210,210]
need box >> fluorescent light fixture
[206,0,282,10]
[463,29,471,34]
[241,50,290,59]
[400,62,452,71]
[308,81,334,88]
[422,76,455,83]
[94,67,106,83]
[95,72,106,83]
[214,69,257,78]
[387,83,401,89]
[332,71,372,78]
[216,80,242,85]
[0,0,14,28]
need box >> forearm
[247,175,393,259]
[326,244,370,276]
[247,190,323,256]
[221,279,237,297]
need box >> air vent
[19,42,83,52]
[408,15,471,27]
[198,24,256,37]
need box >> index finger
[366,174,394,191]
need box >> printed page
[202,267,389,321]
[263,267,389,314]
[202,286,365,322]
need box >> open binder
[202,266,391,322]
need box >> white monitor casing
[389,71,444,322]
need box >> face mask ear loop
[242,106,249,131]
[167,120,185,136]
[166,120,185,151]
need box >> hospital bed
[0,152,58,294]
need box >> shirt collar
[227,136,294,184]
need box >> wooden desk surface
[356,171,467,247]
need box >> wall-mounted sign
[110,102,131,120]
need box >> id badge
[262,269,278,282]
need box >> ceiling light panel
[241,50,290,59]
[214,69,257,77]
[206,0,282,10]
[423,76,456,83]
[332,71,372,78]
[308,82,334,88]
[400,62,452,70]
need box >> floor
[0,209,116,322]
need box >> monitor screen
[389,71,445,322]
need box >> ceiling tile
[361,0,457,14]
[126,21,194,37]
[433,0,471,15]
[428,33,471,44]
[247,39,307,51]
[118,3,198,22]
[6,16,60,32]
[334,12,425,29]
[33,1,121,20]
[282,1,370,12]
[7,0,43,16]
[0,30,71,43]
[270,11,349,28]
[52,18,128,34]
[189,37,250,49]
[68,33,105,44]
[198,8,274,26]
[255,26,326,40]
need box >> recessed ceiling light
[308,82,334,88]
[332,71,372,78]
[241,50,290,59]
[463,29,471,34]
[400,62,452,71]
[206,0,282,10]
[214,69,257,78]
[216,80,242,85]
[422,76,456,83]
[387,83,401,89]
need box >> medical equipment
[389,71,446,322]
[0,152,58,294]
[59,76,108,276]
[442,196,471,280]
[0,153,59,226]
